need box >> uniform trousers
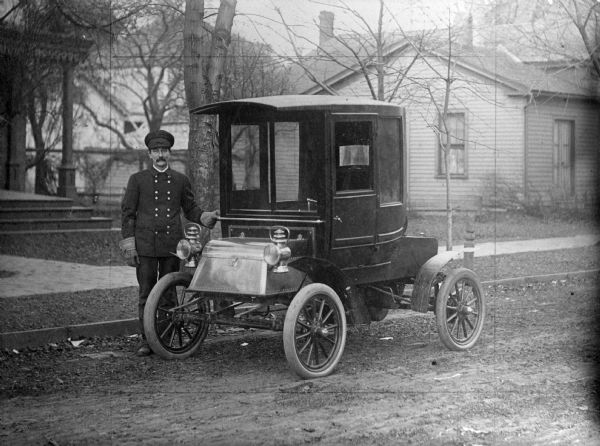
[136,255,180,336]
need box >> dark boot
[136,340,152,356]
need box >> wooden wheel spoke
[297,320,311,330]
[464,316,474,331]
[183,326,195,339]
[295,331,311,341]
[317,298,326,319]
[322,309,334,324]
[159,321,174,340]
[460,319,469,339]
[450,316,460,337]
[323,323,339,331]
[317,338,332,360]
[301,306,312,322]
[320,334,336,346]
[168,325,177,347]
[465,295,478,307]
[306,342,315,365]
[298,336,312,355]
[177,326,184,346]
[446,311,458,324]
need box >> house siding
[525,96,599,205]
[336,55,527,211]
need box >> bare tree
[273,0,430,103]
[184,0,236,209]
[484,0,599,76]
[79,0,186,150]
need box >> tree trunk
[184,0,236,211]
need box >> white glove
[119,237,139,267]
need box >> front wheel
[144,272,210,359]
[435,268,485,350]
[283,284,347,379]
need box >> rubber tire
[435,268,485,351]
[283,283,347,379]
[144,272,209,359]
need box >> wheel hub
[460,305,474,315]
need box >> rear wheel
[435,268,485,350]
[283,284,347,379]
[144,272,210,359]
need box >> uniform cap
[145,130,175,150]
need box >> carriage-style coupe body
[144,95,485,379]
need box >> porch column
[8,61,26,191]
[58,63,76,198]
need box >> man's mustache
[156,157,166,162]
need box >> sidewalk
[0,234,598,299]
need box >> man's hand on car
[201,210,220,229]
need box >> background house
[290,10,599,212]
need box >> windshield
[229,119,324,213]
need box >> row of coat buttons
[154,223,172,235]
[154,190,172,200]
[154,208,172,218]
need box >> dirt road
[2,277,599,445]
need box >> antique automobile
[143,95,485,379]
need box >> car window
[335,121,372,191]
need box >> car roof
[191,95,403,116]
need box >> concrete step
[0,196,73,208]
[0,206,94,220]
[0,217,113,233]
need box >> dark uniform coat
[121,168,204,257]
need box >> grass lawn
[407,211,599,244]
[0,212,597,267]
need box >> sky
[205,0,477,54]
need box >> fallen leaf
[70,339,85,347]
[461,426,490,435]
[241,342,249,347]
[379,337,393,341]
[80,351,127,359]
[434,373,462,381]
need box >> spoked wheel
[283,284,347,379]
[435,268,486,350]
[144,272,210,359]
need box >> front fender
[411,251,460,313]
[290,257,370,325]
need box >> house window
[438,112,466,177]
[124,120,143,134]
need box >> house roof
[0,25,92,64]
[436,45,598,99]
[292,30,598,100]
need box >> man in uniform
[119,130,219,356]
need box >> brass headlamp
[264,226,291,273]
[176,223,203,267]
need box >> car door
[329,116,377,272]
